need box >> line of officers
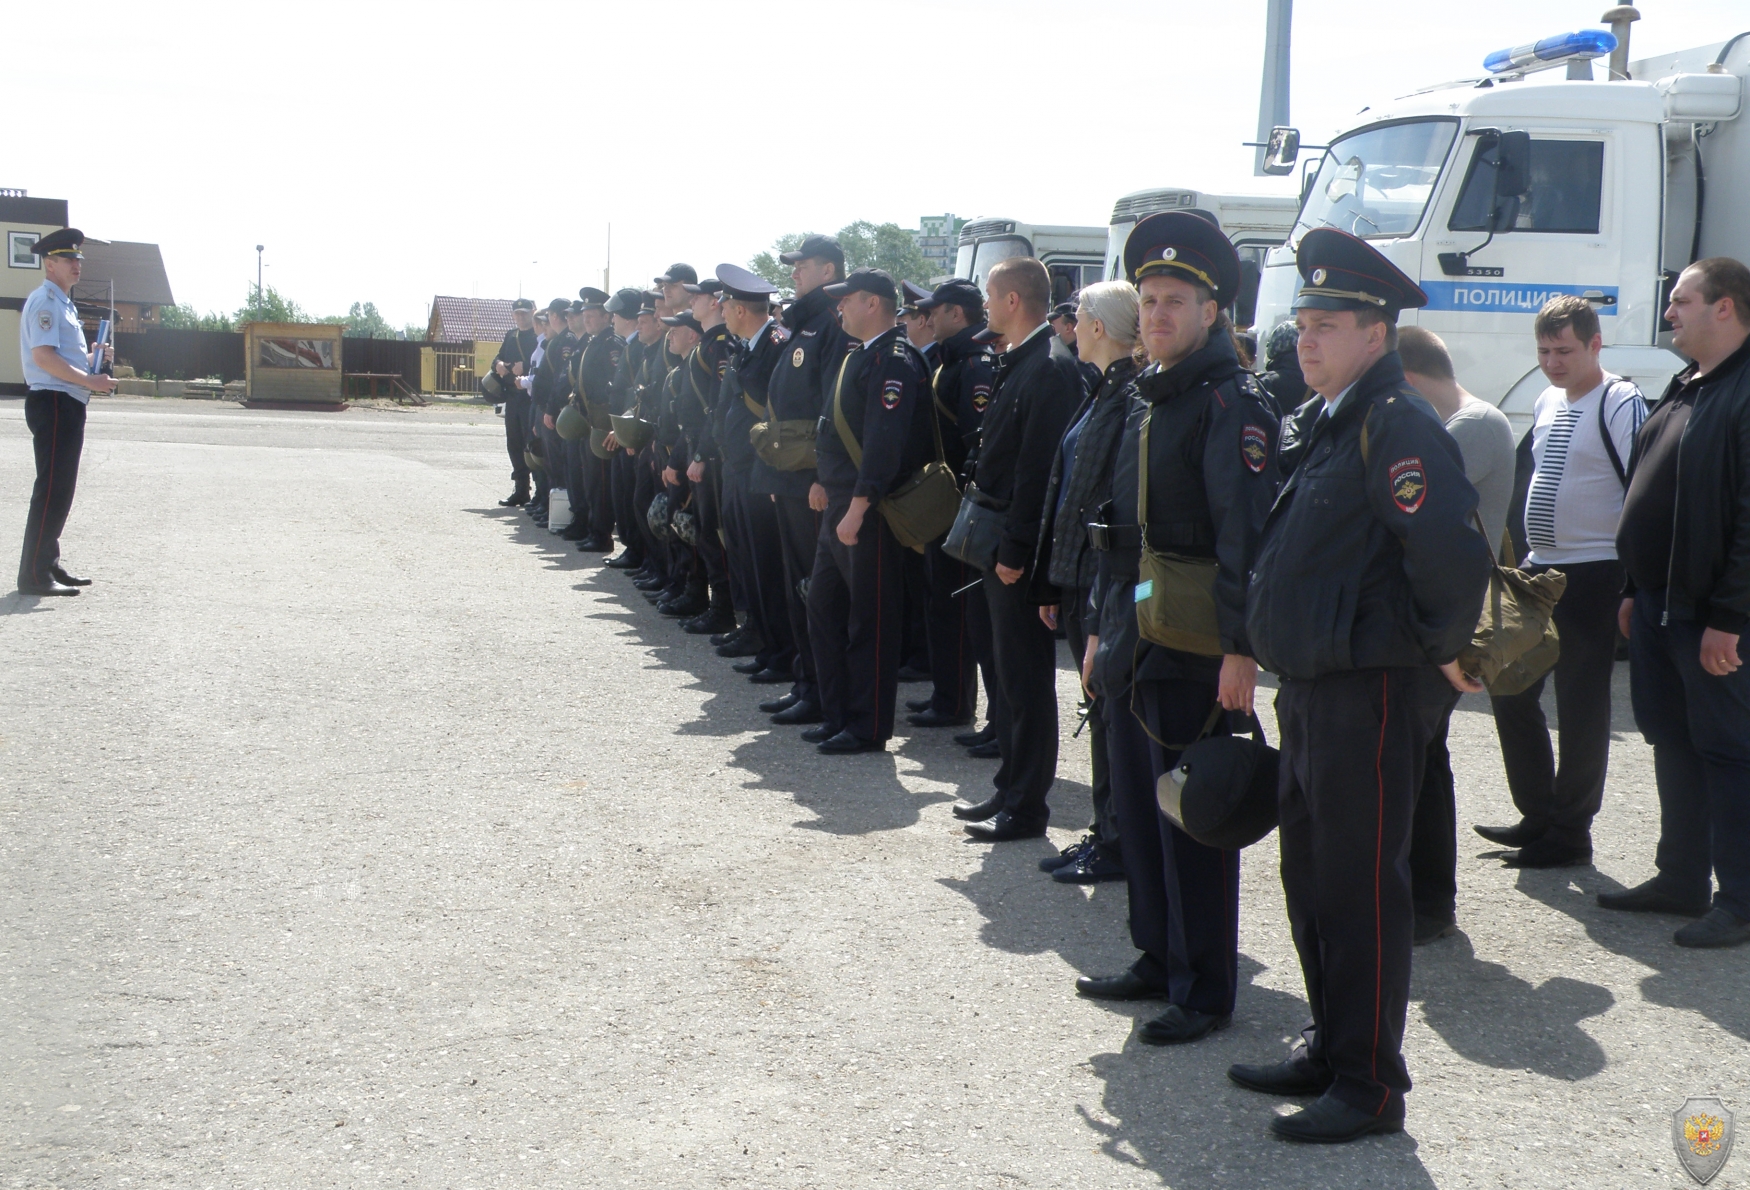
[484,214,1495,1144]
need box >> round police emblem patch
[1311,268,1328,286]
[792,347,805,368]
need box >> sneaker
[1040,834,1094,873]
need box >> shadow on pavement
[1516,868,1750,1043]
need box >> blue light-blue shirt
[20,278,91,403]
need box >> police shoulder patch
[971,382,991,412]
[37,312,52,331]
[1241,424,1268,473]
[1389,457,1426,514]
[881,378,904,410]
[770,325,791,344]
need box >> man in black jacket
[1604,256,1750,949]
[530,298,579,529]
[803,269,933,754]
[568,289,624,553]
[953,257,1085,841]
[491,298,539,506]
[753,235,850,724]
[1232,229,1490,1143]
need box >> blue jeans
[1629,588,1750,918]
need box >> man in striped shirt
[1477,296,1646,868]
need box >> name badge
[1134,580,1154,603]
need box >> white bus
[954,217,1107,305]
[1106,187,1300,327]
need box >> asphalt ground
[3,396,1746,1189]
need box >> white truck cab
[1106,187,1300,327]
[1253,23,1748,429]
[954,218,1106,305]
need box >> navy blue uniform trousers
[1105,677,1240,1014]
[807,498,904,743]
[18,391,86,588]
[1276,666,1434,1120]
[922,541,980,719]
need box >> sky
[12,0,1745,329]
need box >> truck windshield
[1292,118,1458,243]
[964,236,1032,291]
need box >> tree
[400,322,426,342]
[159,304,234,332]
[235,284,308,326]
[318,301,398,339]
[749,233,807,296]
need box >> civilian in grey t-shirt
[1394,326,1517,942]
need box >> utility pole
[603,223,611,292]
[255,244,264,316]
[1255,0,1293,176]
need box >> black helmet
[1155,711,1279,851]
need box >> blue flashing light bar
[1483,29,1617,74]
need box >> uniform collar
[1137,329,1241,403]
[938,322,989,364]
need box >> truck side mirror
[1262,127,1300,175]
[1490,130,1531,231]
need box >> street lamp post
[255,245,264,317]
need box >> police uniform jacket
[677,324,733,463]
[718,320,784,476]
[1246,351,1491,682]
[752,285,847,498]
[932,323,996,478]
[533,329,578,418]
[609,335,645,415]
[1091,332,1281,689]
[573,329,625,426]
[1038,355,1140,594]
[972,324,1086,575]
[655,362,689,474]
[493,326,538,397]
[631,333,673,422]
[814,325,933,501]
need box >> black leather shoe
[966,740,1002,759]
[18,577,79,597]
[717,635,764,658]
[1040,834,1094,872]
[819,730,884,755]
[954,726,995,748]
[1473,821,1545,848]
[739,660,774,678]
[1074,970,1166,1001]
[1597,879,1710,917]
[951,794,1004,822]
[684,608,738,636]
[560,522,591,541]
[1502,838,1592,869]
[660,595,709,618]
[581,535,614,552]
[1673,907,1750,948]
[1227,1056,1334,1097]
[771,701,824,726]
[634,576,668,592]
[525,504,547,519]
[800,724,837,744]
[903,710,973,731]
[711,627,744,648]
[49,566,91,586]
[1053,847,1125,884]
[905,697,934,713]
[605,552,643,570]
[963,811,1047,842]
[758,692,799,713]
[1413,913,1457,945]
[1270,1092,1402,1143]
[1140,1004,1232,1045]
[499,491,529,507]
[897,664,932,682]
[747,667,792,684]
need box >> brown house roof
[75,240,175,307]
[429,296,519,343]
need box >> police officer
[628,295,680,590]
[1073,212,1281,1044]
[529,297,578,528]
[601,288,646,560]
[491,298,539,507]
[714,265,796,686]
[802,268,934,753]
[894,279,938,681]
[16,228,114,597]
[569,287,624,553]
[755,234,851,725]
[1232,229,1491,1142]
[672,297,737,636]
[652,312,707,616]
[907,279,1002,735]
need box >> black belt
[1086,523,1142,550]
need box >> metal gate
[428,341,476,393]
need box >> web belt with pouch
[749,362,819,472]
[1132,404,1223,656]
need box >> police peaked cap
[1292,227,1427,315]
[899,279,932,311]
[779,234,845,269]
[1124,210,1241,308]
[510,298,536,312]
[823,267,898,303]
[654,263,698,285]
[715,263,779,303]
[32,227,85,259]
[604,288,646,318]
[639,291,661,315]
[660,310,703,334]
[916,277,984,314]
[576,287,611,310]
